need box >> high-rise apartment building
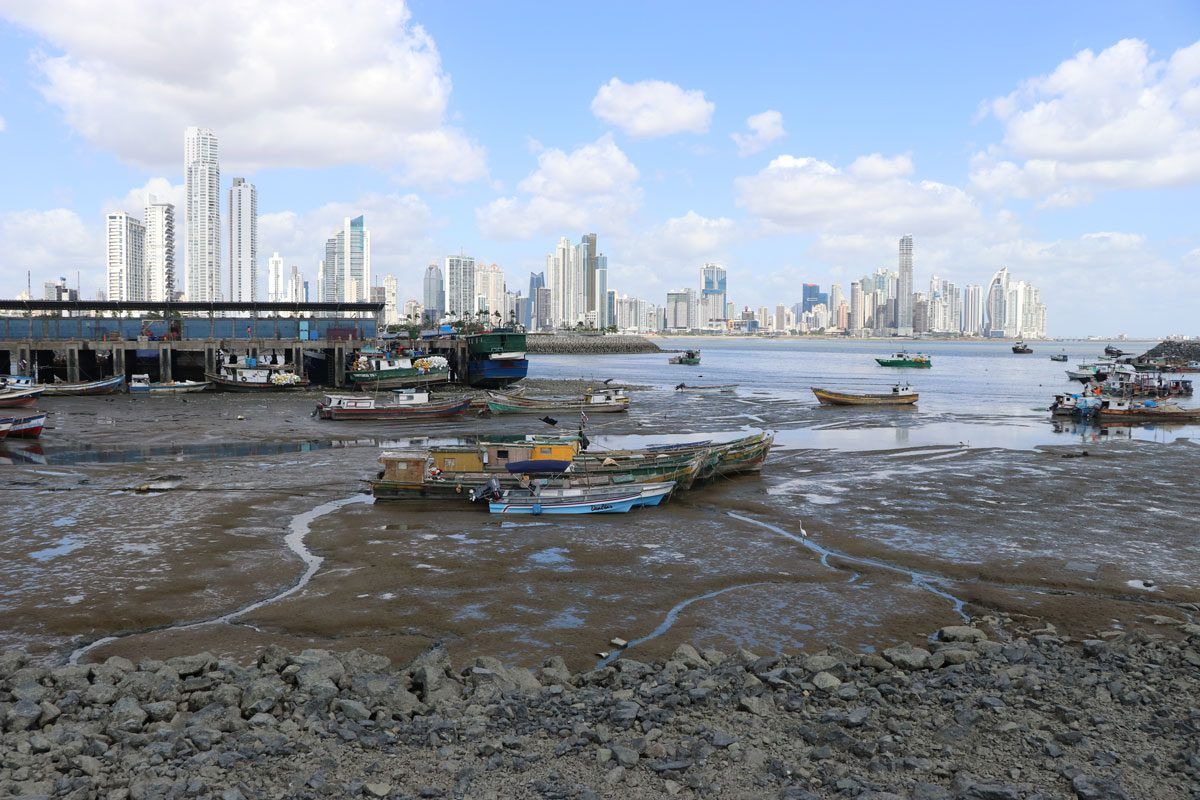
[184,127,220,301]
[383,275,399,325]
[266,252,284,302]
[849,280,864,331]
[700,263,727,329]
[227,178,257,302]
[962,284,984,335]
[546,237,585,327]
[665,288,699,331]
[583,232,599,317]
[423,263,445,319]
[321,216,371,303]
[802,283,822,313]
[287,265,304,303]
[897,234,914,335]
[143,196,175,302]
[445,254,476,318]
[474,262,506,316]
[985,267,1010,337]
[594,255,609,329]
[106,212,146,302]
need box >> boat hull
[467,357,529,388]
[204,373,309,392]
[486,399,628,414]
[130,382,210,394]
[489,494,642,514]
[669,357,701,365]
[675,384,737,394]
[0,388,42,408]
[41,376,126,395]
[318,398,472,420]
[812,388,918,406]
[348,369,450,389]
[875,359,931,368]
[0,412,47,438]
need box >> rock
[603,766,625,786]
[1071,774,1131,800]
[240,677,287,714]
[333,698,371,721]
[803,654,843,674]
[739,695,774,716]
[165,652,216,677]
[76,755,103,777]
[811,671,841,692]
[883,644,931,670]
[6,699,41,731]
[708,729,736,748]
[363,783,392,798]
[109,696,148,731]
[938,626,988,643]
[669,644,708,669]
[611,743,639,768]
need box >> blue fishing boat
[480,480,675,514]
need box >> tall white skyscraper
[106,212,146,302]
[897,234,914,335]
[963,284,984,335]
[383,275,399,325]
[143,195,175,302]
[700,263,727,330]
[595,254,609,328]
[546,236,585,327]
[445,254,476,317]
[227,177,257,302]
[320,216,371,303]
[985,267,1010,336]
[474,262,506,317]
[266,252,284,302]
[423,262,444,318]
[287,265,304,303]
[849,280,864,331]
[184,127,220,301]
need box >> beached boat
[1011,341,1033,354]
[812,386,918,406]
[482,481,676,515]
[465,331,529,388]
[875,352,931,368]
[0,411,47,438]
[669,349,701,365]
[205,361,308,392]
[40,375,126,396]
[0,421,10,441]
[317,388,472,421]
[348,351,450,389]
[0,386,44,408]
[129,374,210,394]
[675,383,737,394]
[486,387,630,414]
[1087,398,1200,423]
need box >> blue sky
[1,1,1198,335]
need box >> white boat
[489,351,527,361]
[205,360,308,392]
[129,374,210,394]
[479,480,676,515]
[316,387,472,420]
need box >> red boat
[0,412,47,439]
[0,386,43,408]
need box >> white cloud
[654,211,738,256]
[0,115,6,132]
[0,208,100,293]
[731,110,785,156]
[590,78,714,138]
[1,0,487,185]
[735,153,980,235]
[971,38,1200,202]
[476,135,641,239]
[103,177,186,216]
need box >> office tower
[802,283,821,313]
[985,267,1010,336]
[594,255,608,328]
[546,237,585,327]
[316,260,325,302]
[700,263,727,329]
[423,262,444,318]
[43,277,78,301]
[227,177,257,302]
[105,212,145,302]
[445,254,476,317]
[266,252,284,302]
[287,265,304,303]
[302,280,310,302]
[666,288,699,331]
[525,272,545,329]
[533,286,553,330]
[962,284,984,335]
[143,195,175,302]
[849,280,864,331]
[184,126,220,301]
[897,234,914,334]
[474,262,506,315]
[383,275,399,324]
[320,216,370,303]
[583,232,598,316]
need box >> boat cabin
[584,387,629,404]
[378,452,430,484]
[390,387,432,405]
[427,438,580,473]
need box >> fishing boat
[1050,352,1068,362]
[812,386,918,406]
[482,481,676,515]
[129,374,210,394]
[669,349,701,365]
[348,351,450,389]
[205,360,308,392]
[486,387,630,414]
[1104,345,1127,357]
[875,352,931,368]
[0,412,47,438]
[0,421,10,441]
[40,375,126,396]
[1085,398,1200,423]
[316,387,472,421]
[1011,341,1032,354]
[675,383,737,394]
[465,331,529,388]
[1066,360,1115,383]
[0,386,44,408]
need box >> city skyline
[1,3,1198,335]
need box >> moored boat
[317,388,472,421]
[0,421,10,441]
[0,411,47,438]
[40,375,126,396]
[0,386,44,408]
[205,361,308,391]
[1050,352,1068,362]
[1104,345,1127,357]
[486,387,630,414]
[481,481,676,515]
[1089,398,1200,423]
[1011,341,1032,354]
[669,349,701,365]
[348,351,450,389]
[466,331,529,388]
[812,386,918,406]
[875,352,931,368]
[675,383,737,394]
[129,374,210,394]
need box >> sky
[0,0,1198,336]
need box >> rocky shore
[526,334,662,355]
[3,617,1198,800]
[1142,340,1200,362]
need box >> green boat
[875,352,932,368]
[348,352,450,388]
[670,349,701,365]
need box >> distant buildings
[445,254,475,318]
[266,252,284,302]
[666,288,699,331]
[105,212,145,302]
[423,263,444,319]
[227,177,257,302]
[184,126,220,301]
[897,234,914,335]
[383,275,399,325]
[143,196,175,302]
[700,263,727,330]
[474,261,506,316]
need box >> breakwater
[3,619,1197,798]
[526,333,662,355]
[1143,339,1200,362]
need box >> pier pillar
[17,345,32,376]
[112,348,126,378]
[292,345,304,378]
[66,346,80,383]
[334,344,346,387]
[204,347,214,376]
[159,347,173,382]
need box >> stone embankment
[526,334,662,355]
[1142,340,1200,363]
[2,618,1199,799]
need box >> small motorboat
[486,387,630,414]
[1104,345,1127,357]
[1011,341,1033,354]
[317,387,472,420]
[40,375,126,396]
[129,374,210,394]
[875,352,931,368]
[0,412,47,438]
[674,383,737,394]
[0,421,10,441]
[1050,352,1068,362]
[812,386,918,406]
[206,360,307,392]
[669,350,701,365]
[478,480,676,515]
[0,386,44,408]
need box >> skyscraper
[143,195,175,302]
[802,283,821,313]
[897,234,914,335]
[583,232,598,317]
[849,280,864,331]
[227,178,257,302]
[594,255,608,328]
[666,288,698,331]
[474,262,506,317]
[985,267,1010,337]
[322,216,371,303]
[287,265,304,303]
[106,212,145,302]
[546,236,585,327]
[383,275,399,325]
[423,262,445,318]
[445,254,476,318]
[963,284,984,335]
[184,127,220,301]
[266,252,284,302]
[700,263,727,330]
[526,272,545,329]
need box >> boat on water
[205,360,308,392]
[0,412,47,438]
[129,374,210,394]
[1104,345,1127,357]
[675,383,737,394]
[40,375,126,396]
[1084,397,1200,423]
[465,331,529,388]
[1066,360,1115,383]
[348,351,450,389]
[1050,352,1069,362]
[875,352,931,368]
[0,385,44,408]
[1011,341,1033,354]
[669,349,701,365]
[812,386,918,406]
[486,387,630,414]
[316,387,472,421]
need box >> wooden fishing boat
[1089,398,1200,423]
[1050,353,1068,362]
[483,481,676,515]
[486,387,630,414]
[669,349,701,365]
[0,421,10,441]
[1011,341,1033,354]
[875,352,931,368]
[40,375,126,396]
[317,388,472,421]
[1104,345,1127,357]
[675,383,737,394]
[205,362,308,392]
[812,387,918,406]
[0,412,47,438]
[0,386,44,408]
[348,351,450,389]
[129,374,210,394]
